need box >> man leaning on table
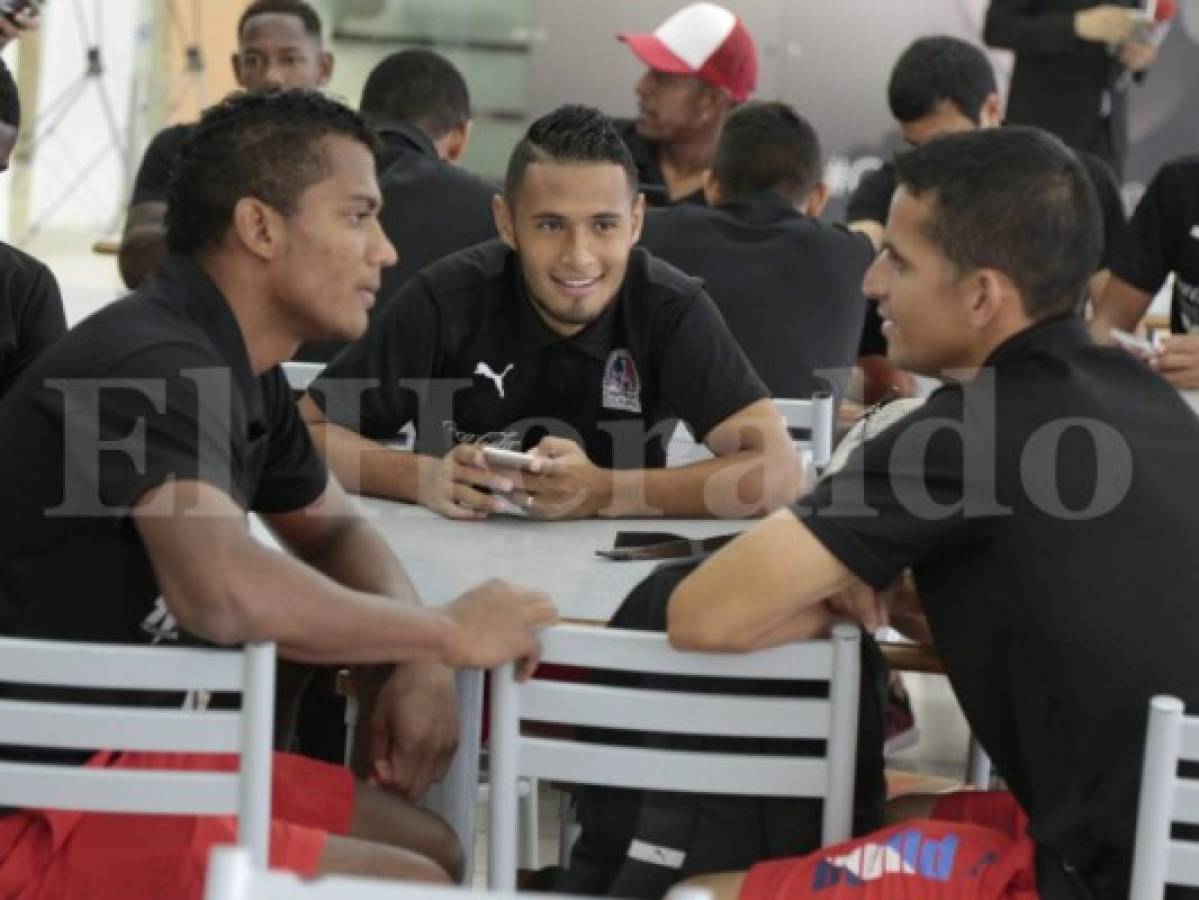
[667,128,1199,899]
[0,90,558,898]
[300,104,798,522]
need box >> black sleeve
[88,345,254,512]
[130,127,188,206]
[845,164,896,225]
[1078,151,1126,269]
[982,0,1081,54]
[794,386,996,589]
[7,257,66,389]
[1109,162,1189,296]
[655,286,769,441]
[306,277,438,440]
[251,368,329,513]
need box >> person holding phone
[300,105,799,522]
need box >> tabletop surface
[254,496,752,623]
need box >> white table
[254,498,751,878]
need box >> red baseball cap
[619,3,758,103]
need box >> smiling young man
[300,104,796,521]
[668,128,1199,899]
[118,0,335,290]
[0,91,558,898]
[615,2,757,206]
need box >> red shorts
[741,791,1039,899]
[0,750,354,900]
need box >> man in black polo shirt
[118,0,335,290]
[298,48,496,363]
[847,35,1126,402]
[0,91,557,896]
[639,101,871,403]
[614,2,757,206]
[301,104,797,521]
[1092,154,1199,388]
[0,56,66,399]
[669,128,1199,899]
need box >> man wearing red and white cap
[616,2,757,206]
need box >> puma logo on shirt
[474,361,514,398]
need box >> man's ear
[492,194,516,250]
[231,197,284,261]
[980,91,1003,128]
[437,120,472,162]
[702,170,721,207]
[629,192,647,244]
[968,268,1019,329]
[802,181,830,218]
[317,51,335,87]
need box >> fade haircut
[238,0,323,42]
[888,36,997,125]
[503,104,637,202]
[893,127,1102,319]
[711,101,821,205]
[360,49,470,140]
[0,58,18,129]
[166,90,375,254]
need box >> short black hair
[504,104,637,201]
[887,36,997,125]
[166,90,375,254]
[711,101,821,204]
[238,0,323,42]
[893,127,1102,319]
[360,49,470,140]
[0,58,18,130]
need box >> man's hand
[443,579,558,681]
[1074,5,1136,43]
[367,661,458,800]
[1153,333,1199,389]
[825,580,888,633]
[513,436,612,520]
[0,5,38,50]
[1118,39,1158,73]
[419,443,520,520]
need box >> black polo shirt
[639,191,873,401]
[1110,154,1199,333]
[796,315,1199,898]
[0,241,66,400]
[847,151,1126,356]
[309,240,767,468]
[129,123,194,206]
[614,118,706,208]
[298,122,499,363]
[0,254,327,704]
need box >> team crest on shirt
[601,349,641,413]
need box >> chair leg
[557,789,579,868]
[518,777,540,871]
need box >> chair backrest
[0,637,276,867]
[487,622,861,891]
[205,845,617,900]
[282,361,324,392]
[1131,695,1199,898]
[666,394,835,476]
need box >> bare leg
[346,780,465,883]
[677,871,748,900]
[317,833,452,883]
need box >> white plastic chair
[666,394,835,478]
[205,845,642,900]
[0,636,276,867]
[1130,695,1199,897]
[487,622,862,891]
[282,361,324,392]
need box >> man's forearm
[306,419,429,503]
